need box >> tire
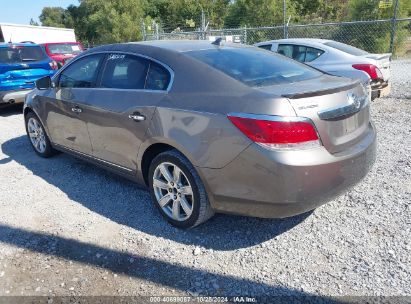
[25,111,57,158]
[148,149,214,228]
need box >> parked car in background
[41,42,84,68]
[0,43,57,105]
[24,41,376,228]
[255,38,391,100]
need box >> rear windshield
[47,43,82,55]
[0,46,48,63]
[324,41,368,56]
[186,47,323,87]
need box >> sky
[0,0,79,25]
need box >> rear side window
[0,46,47,63]
[59,54,104,88]
[278,44,324,63]
[101,54,149,90]
[186,47,322,87]
[146,61,171,90]
[324,41,368,56]
[101,54,171,91]
[47,43,82,55]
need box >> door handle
[129,113,146,122]
[71,106,82,113]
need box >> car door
[41,53,105,155]
[84,52,171,172]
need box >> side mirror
[35,76,53,90]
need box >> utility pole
[389,0,400,54]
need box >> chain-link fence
[145,18,411,57]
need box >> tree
[39,7,73,28]
[333,0,411,54]
[224,0,297,28]
[29,18,39,26]
[74,0,145,45]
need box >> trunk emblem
[348,92,361,110]
[317,91,366,121]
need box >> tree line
[35,0,410,47]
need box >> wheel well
[141,143,175,186]
[23,107,34,118]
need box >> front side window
[186,47,322,87]
[59,54,104,88]
[101,54,149,90]
[277,44,294,58]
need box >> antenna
[211,37,223,46]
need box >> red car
[41,42,84,68]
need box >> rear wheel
[25,112,56,158]
[148,150,214,228]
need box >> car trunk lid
[258,75,370,154]
[361,53,391,81]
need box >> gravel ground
[0,60,410,301]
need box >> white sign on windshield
[71,45,80,51]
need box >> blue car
[0,43,57,105]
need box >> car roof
[41,42,80,45]
[256,38,332,46]
[0,42,41,48]
[129,40,251,52]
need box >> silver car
[24,41,376,228]
[255,38,391,100]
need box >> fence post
[201,9,206,40]
[243,25,247,44]
[155,22,159,40]
[389,0,399,54]
[141,19,146,41]
[283,0,287,38]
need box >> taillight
[352,64,383,80]
[49,60,58,70]
[228,114,321,150]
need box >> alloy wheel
[27,117,47,154]
[152,162,194,221]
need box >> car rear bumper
[371,79,390,98]
[0,89,32,104]
[199,122,376,218]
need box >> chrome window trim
[53,50,175,92]
[227,112,313,123]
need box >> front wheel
[25,112,57,158]
[148,150,214,228]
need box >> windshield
[186,47,323,87]
[47,43,82,55]
[324,41,368,56]
[0,46,48,63]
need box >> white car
[255,38,391,100]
